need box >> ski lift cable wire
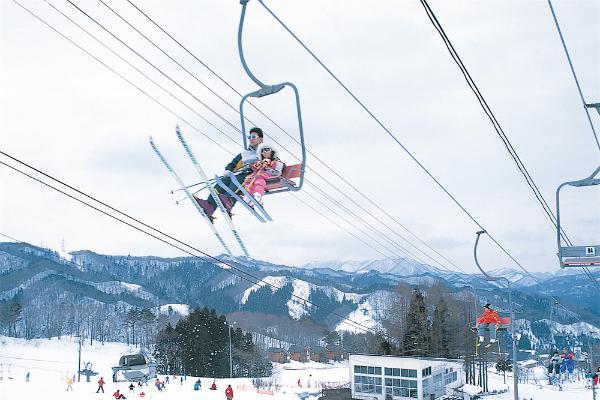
[39,0,417,261]
[15,1,596,307]
[95,0,250,128]
[252,0,600,292]
[547,0,600,152]
[99,0,442,267]
[17,0,445,289]
[119,0,464,274]
[27,0,592,304]
[43,0,240,152]
[299,188,415,260]
[12,0,234,156]
[545,0,600,287]
[53,0,435,265]
[45,0,478,273]
[289,193,395,261]
[0,156,382,337]
[63,0,243,138]
[418,0,600,291]
[304,181,437,268]
[24,0,596,300]
[418,0,569,241]
[58,0,459,272]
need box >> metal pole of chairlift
[77,335,82,383]
[474,231,519,400]
[229,324,233,379]
[237,0,307,191]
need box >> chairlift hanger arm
[237,0,306,192]
[474,230,511,288]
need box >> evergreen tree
[153,307,272,378]
[402,288,430,356]
[153,323,180,374]
[431,298,450,357]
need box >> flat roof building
[349,354,464,400]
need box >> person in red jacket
[225,384,234,400]
[96,377,105,393]
[113,389,126,399]
[476,303,502,344]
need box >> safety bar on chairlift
[555,165,600,268]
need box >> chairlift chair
[220,0,307,220]
[555,165,600,268]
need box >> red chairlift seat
[471,316,511,332]
[264,164,302,192]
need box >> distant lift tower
[555,165,600,268]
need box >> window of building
[433,373,443,392]
[401,369,418,378]
[422,377,431,398]
[354,375,382,394]
[384,368,416,378]
[384,377,418,398]
[354,365,381,375]
[444,371,458,385]
[422,366,431,377]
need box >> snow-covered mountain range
[1,242,598,343]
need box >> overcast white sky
[1,0,598,274]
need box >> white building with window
[350,354,464,400]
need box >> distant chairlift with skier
[555,165,600,268]
[471,303,511,349]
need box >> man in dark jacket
[194,127,264,222]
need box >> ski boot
[193,196,216,223]
[218,194,234,218]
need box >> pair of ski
[150,126,260,257]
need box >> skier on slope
[225,384,234,400]
[96,377,105,393]
[547,351,562,384]
[193,127,264,222]
[242,143,283,207]
[559,348,575,381]
[476,303,502,344]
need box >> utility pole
[77,335,82,382]
[228,324,233,378]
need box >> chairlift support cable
[0,155,389,337]
[19,0,451,279]
[547,0,600,152]
[92,0,466,274]
[14,0,596,325]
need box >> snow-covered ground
[476,366,595,400]
[0,335,597,399]
[0,336,348,400]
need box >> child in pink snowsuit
[243,143,282,205]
